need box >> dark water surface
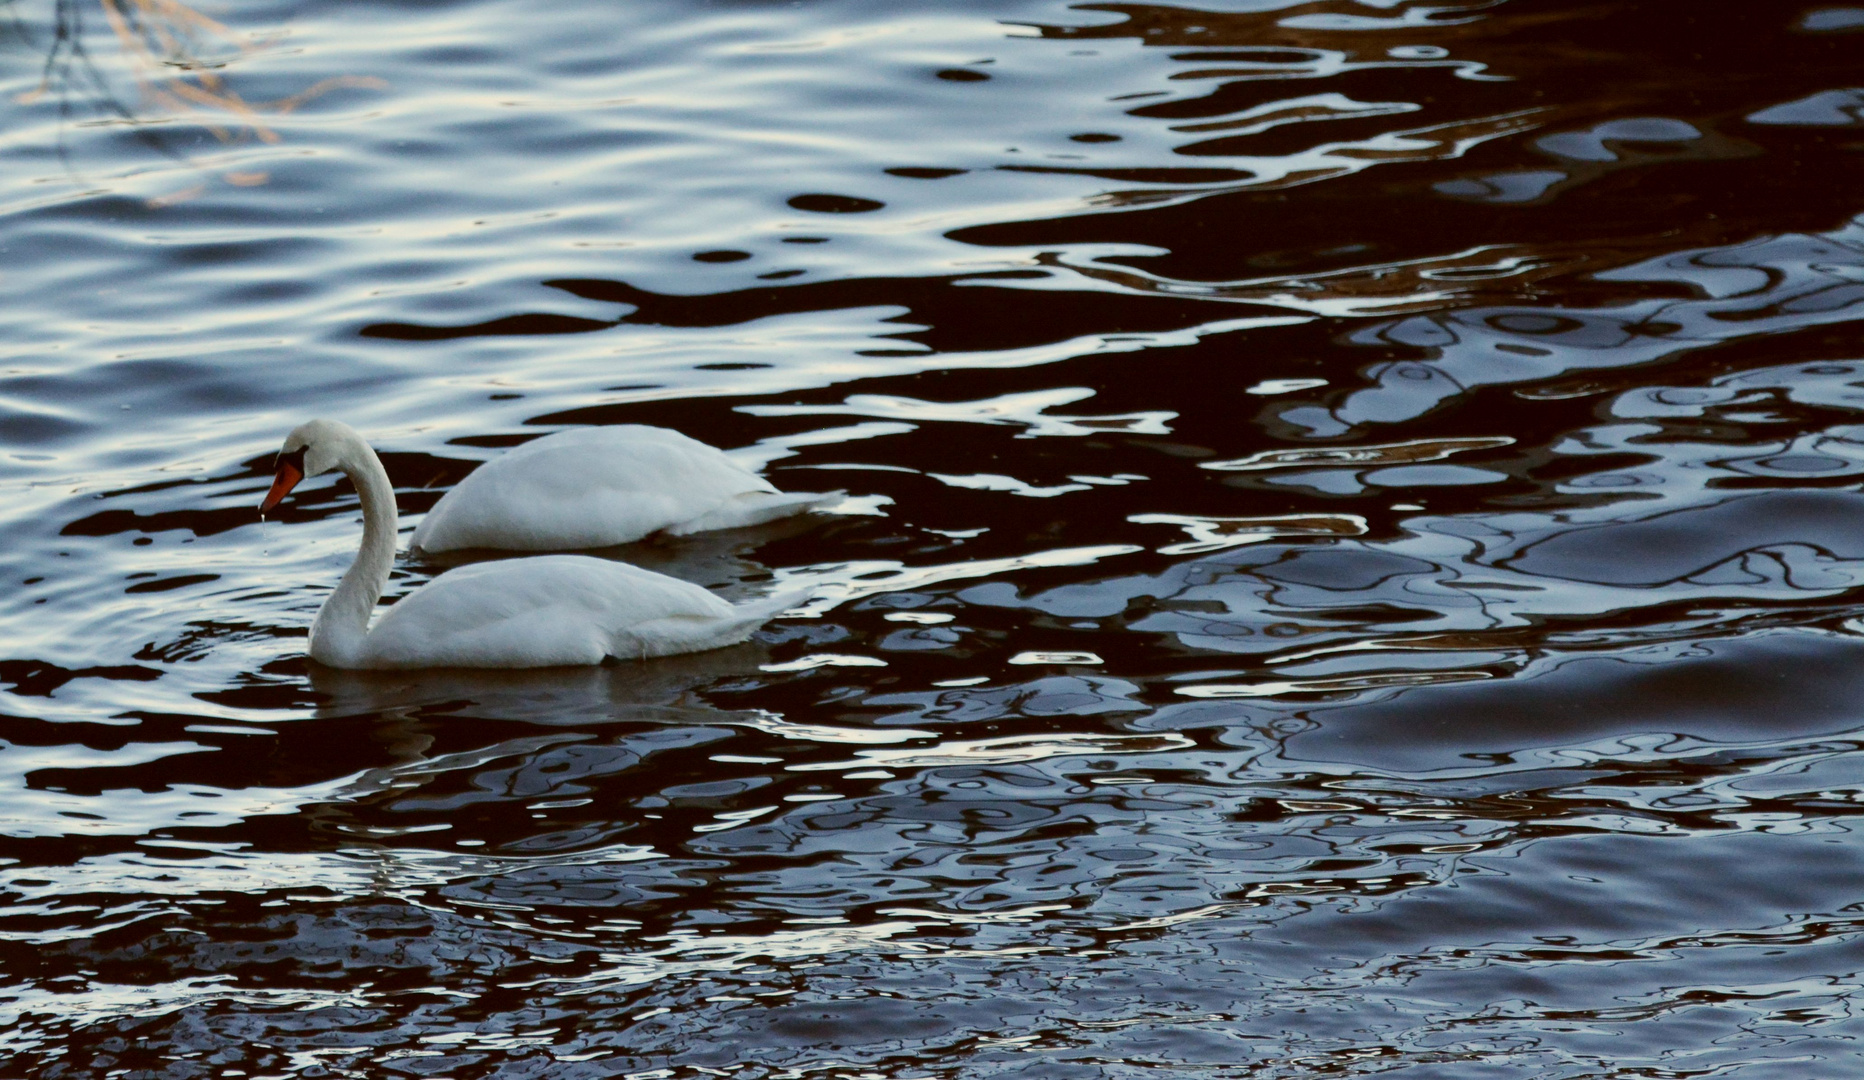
[7,0,1864,1074]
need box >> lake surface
[7,0,1864,1074]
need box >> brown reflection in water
[21,0,385,194]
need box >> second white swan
[261,420,800,670]
[410,425,836,552]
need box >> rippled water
[8,0,1864,1074]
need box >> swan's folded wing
[360,555,747,669]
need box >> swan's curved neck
[309,436,397,667]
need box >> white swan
[409,425,836,552]
[260,420,800,670]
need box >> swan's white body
[410,425,834,552]
[265,420,797,670]
[340,555,794,669]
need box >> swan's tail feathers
[629,588,820,659]
[667,490,845,535]
[716,585,811,638]
[733,586,818,624]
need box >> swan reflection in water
[304,640,774,726]
[297,642,785,847]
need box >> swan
[409,425,836,552]
[260,419,802,670]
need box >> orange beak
[260,450,305,513]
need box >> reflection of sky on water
[11,662,1864,1070]
[1285,217,1864,433]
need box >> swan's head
[260,418,363,513]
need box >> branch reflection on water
[13,0,383,195]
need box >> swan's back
[411,426,823,552]
[358,555,782,669]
